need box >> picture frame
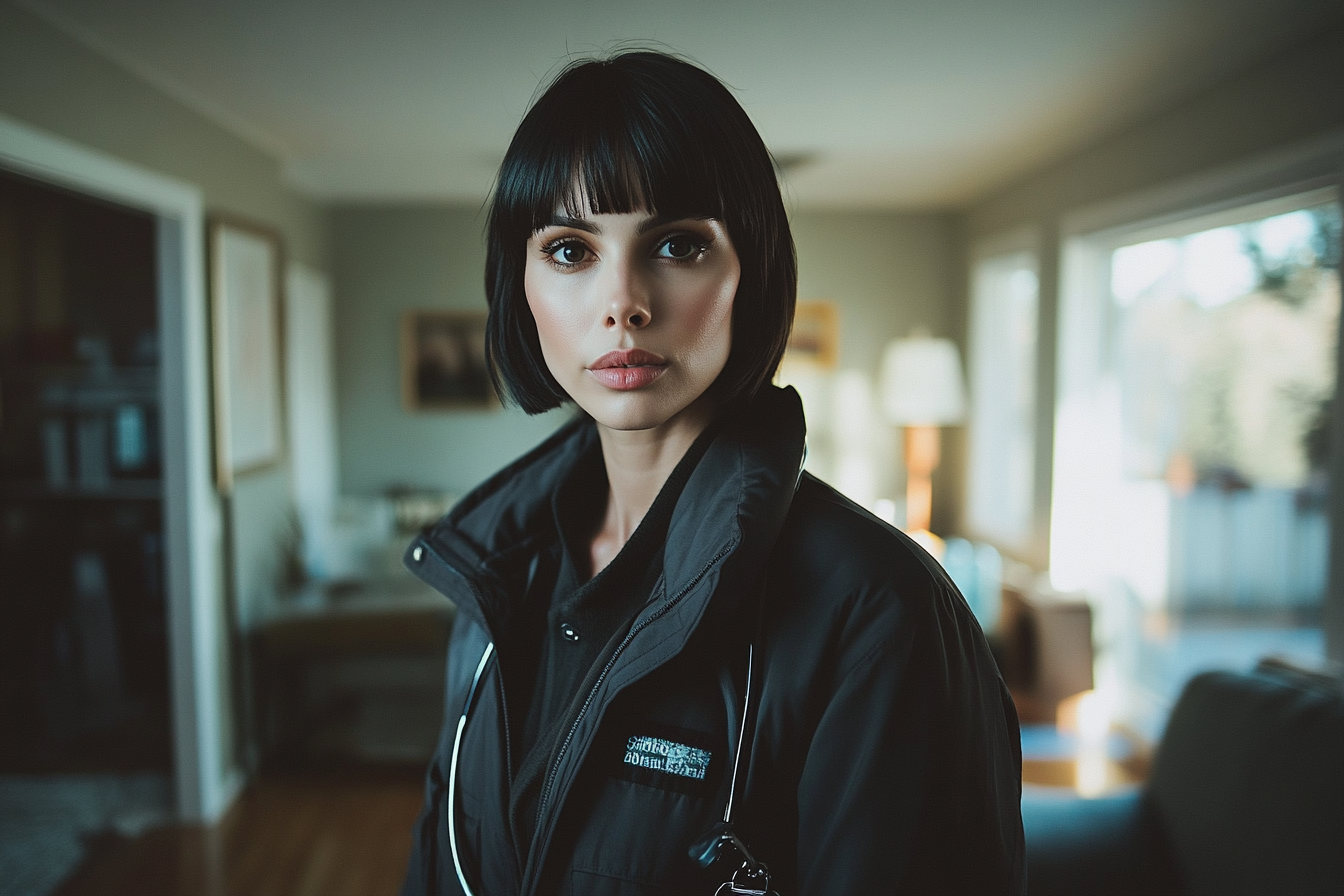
[208,216,286,493]
[784,300,840,369]
[402,310,496,410]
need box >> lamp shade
[880,335,966,425]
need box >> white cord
[723,643,753,824]
[448,641,495,896]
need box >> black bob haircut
[484,50,797,414]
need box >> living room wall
[967,26,1344,240]
[329,204,566,498]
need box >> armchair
[1022,659,1344,896]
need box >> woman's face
[524,206,739,435]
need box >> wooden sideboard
[250,578,455,767]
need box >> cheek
[522,265,548,343]
[524,264,580,363]
[684,265,738,363]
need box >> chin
[577,387,705,434]
[586,401,680,433]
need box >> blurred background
[0,1,1341,894]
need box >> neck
[588,396,717,577]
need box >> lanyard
[447,641,495,896]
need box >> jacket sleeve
[793,576,1026,896]
[400,616,490,896]
[400,713,453,896]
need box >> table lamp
[880,332,966,538]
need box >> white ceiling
[19,0,1344,209]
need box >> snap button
[560,623,579,642]
[412,546,424,562]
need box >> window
[1051,188,1339,737]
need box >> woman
[401,51,1025,896]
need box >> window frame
[965,227,1044,557]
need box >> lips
[587,348,667,390]
[590,349,666,369]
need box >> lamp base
[903,424,940,534]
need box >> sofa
[1022,659,1344,896]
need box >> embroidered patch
[623,735,712,780]
[607,720,720,794]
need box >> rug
[0,774,171,896]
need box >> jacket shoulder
[769,473,975,673]
[780,472,955,598]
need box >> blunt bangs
[485,51,796,414]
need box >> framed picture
[208,216,285,493]
[402,310,495,410]
[785,300,840,369]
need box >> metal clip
[714,860,775,896]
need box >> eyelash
[538,238,590,269]
[656,234,711,261]
[537,233,711,270]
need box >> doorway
[0,168,171,774]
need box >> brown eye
[657,236,701,260]
[548,241,589,266]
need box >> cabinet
[250,580,453,767]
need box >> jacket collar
[407,385,806,637]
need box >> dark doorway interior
[0,169,170,774]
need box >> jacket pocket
[558,779,720,894]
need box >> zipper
[525,538,737,892]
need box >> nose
[602,260,651,330]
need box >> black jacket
[401,387,1026,896]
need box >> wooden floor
[53,768,424,896]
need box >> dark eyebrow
[637,213,691,235]
[540,214,600,234]
[639,213,716,235]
